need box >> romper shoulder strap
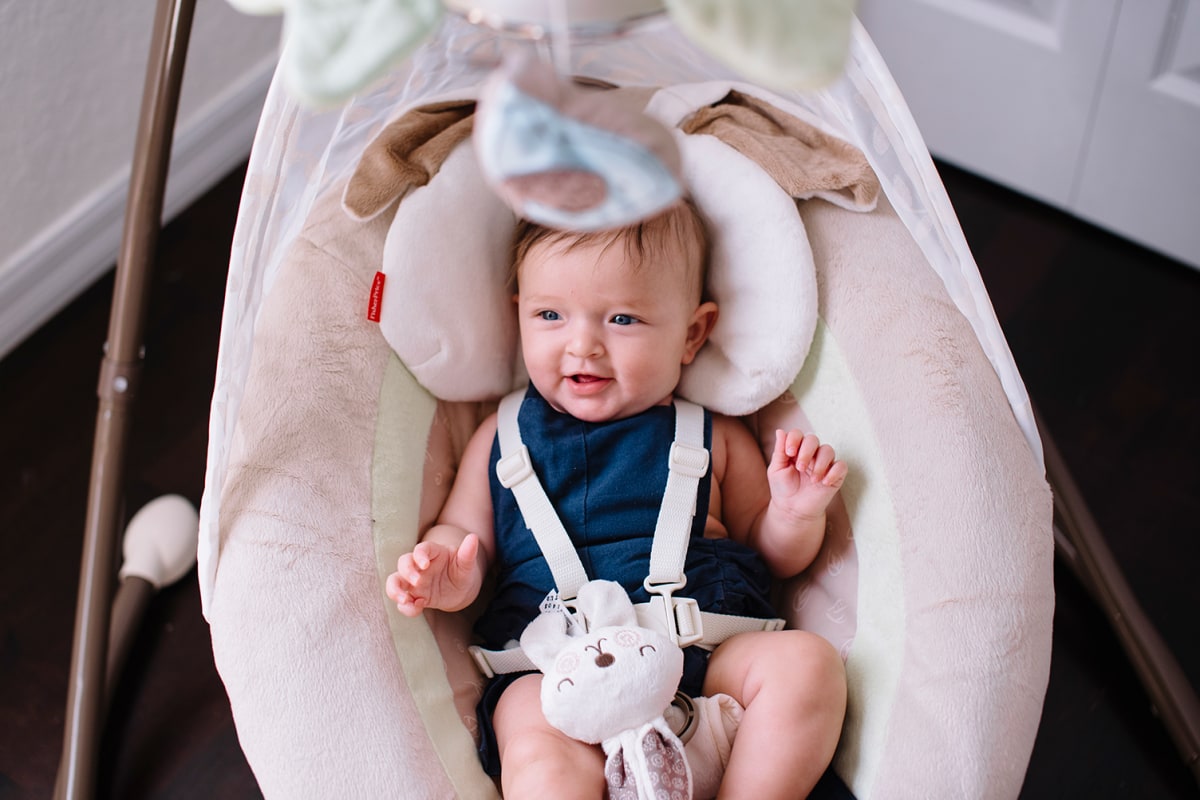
[495,389,706,599]
[473,389,784,677]
[495,389,590,601]
[646,398,707,590]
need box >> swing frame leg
[55,1,196,797]
[1039,407,1200,786]
[49,0,1199,792]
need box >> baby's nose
[567,325,603,357]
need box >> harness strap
[647,400,707,589]
[484,387,786,671]
[496,389,706,601]
[495,390,590,600]
[469,608,785,678]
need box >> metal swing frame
[54,0,1200,795]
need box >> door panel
[1074,0,1200,267]
[856,0,1121,206]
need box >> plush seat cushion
[209,84,1052,800]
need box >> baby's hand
[385,534,481,617]
[767,429,848,522]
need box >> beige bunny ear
[519,610,572,671]
[342,100,476,221]
[575,580,638,629]
[681,90,880,212]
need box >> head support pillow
[211,81,1052,800]
[344,85,880,416]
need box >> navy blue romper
[472,386,776,775]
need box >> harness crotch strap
[469,389,785,679]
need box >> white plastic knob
[119,494,200,589]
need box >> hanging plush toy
[473,53,684,232]
[519,580,693,799]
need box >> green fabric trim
[792,319,903,798]
[372,355,500,799]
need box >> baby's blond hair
[508,198,711,303]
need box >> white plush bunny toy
[520,580,693,800]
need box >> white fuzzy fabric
[209,107,1052,800]
[520,581,685,747]
[377,142,521,401]
[377,112,817,417]
[211,194,497,799]
[791,196,1054,799]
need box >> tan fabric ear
[681,90,880,211]
[343,100,476,221]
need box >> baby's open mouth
[570,374,608,384]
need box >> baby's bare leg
[493,673,606,799]
[703,630,846,798]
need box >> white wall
[0,0,282,359]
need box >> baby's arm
[386,414,498,616]
[717,418,847,578]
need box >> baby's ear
[520,611,570,670]
[682,301,719,365]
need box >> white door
[855,0,1121,207]
[1074,1,1200,269]
[856,0,1200,269]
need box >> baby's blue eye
[611,314,637,326]
[539,310,561,321]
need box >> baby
[387,199,847,798]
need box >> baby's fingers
[770,429,790,469]
[772,429,810,467]
[384,571,405,602]
[414,541,453,578]
[815,456,849,488]
[795,434,821,471]
[412,541,437,571]
[396,554,424,587]
[809,444,836,477]
[454,534,480,574]
[393,590,428,617]
[386,572,425,616]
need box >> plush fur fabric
[355,84,883,415]
[681,90,879,211]
[793,195,1053,799]
[210,191,494,798]
[209,87,1052,799]
[342,100,476,222]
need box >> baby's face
[516,237,715,423]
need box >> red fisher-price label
[367,271,386,322]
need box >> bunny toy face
[519,580,684,744]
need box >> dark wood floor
[1,160,1197,799]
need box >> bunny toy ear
[519,608,572,671]
[474,53,682,232]
[573,580,638,630]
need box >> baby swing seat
[199,11,1053,800]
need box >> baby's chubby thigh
[493,673,607,798]
[703,629,845,709]
[702,630,847,789]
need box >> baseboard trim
[0,55,277,361]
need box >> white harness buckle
[496,445,535,488]
[470,390,788,679]
[668,442,710,479]
[644,579,705,647]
